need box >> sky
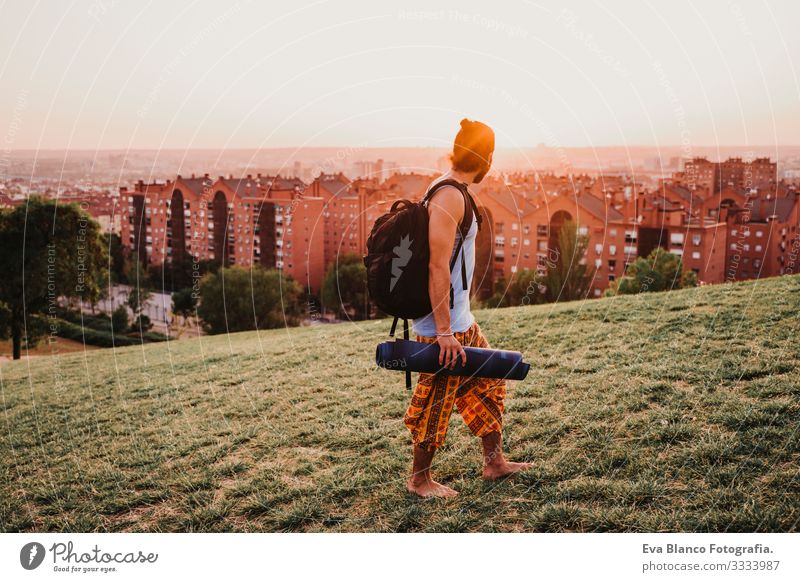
[1,0,798,151]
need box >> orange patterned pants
[404,321,506,451]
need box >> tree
[0,198,107,359]
[105,232,127,284]
[132,313,153,333]
[321,253,369,320]
[540,220,594,301]
[171,287,197,325]
[111,305,129,334]
[486,270,546,308]
[197,266,303,334]
[606,247,698,296]
[126,260,153,328]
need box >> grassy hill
[1,275,799,532]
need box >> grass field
[1,275,799,532]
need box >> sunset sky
[1,0,798,151]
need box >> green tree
[132,313,153,332]
[487,270,545,308]
[541,220,594,301]
[0,198,107,359]
[171,287,197,325]
[197,266,303,334]
[111,305,129,334]
[606,247,698,296]
[126,260,153,325]
[321,253,369,320]
[105,232,127,284]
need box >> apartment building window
[608,274,616,282]
[594,288,602,297]
[731,229,738,236]
[692,234,702,246]
[511,237,518,247]
[594,258,602,268]
[537,224,547,236]
[609,228,617,237]
[511,265,517,273]
[755,230,763,238]
[743,244,750,252]
[608,259,616,270]
[512,223,518,231]
[755,244,763,252]
[625,230,637,243]
[730,243,738,250]
[523,239,530,246]
[496,222,505,234]
[692,251,701,260]
[495,236,505,247]
[538,240,547,251]
[523,224,530,234]
[595,243,603,255]
[577,226,588,236]
[670,233,684,247]
[754,259,762,268]
[609,244,617,255]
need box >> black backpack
[363,179,482,388]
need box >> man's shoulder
[427,182,465,207]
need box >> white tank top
[412,179,478,337]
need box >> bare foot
[482,460,534,481]
[407,478,459,498]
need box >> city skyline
[1,0,799,151]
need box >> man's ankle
[483,454,506,468]
[409,472,430,485]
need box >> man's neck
[446,168,477,184]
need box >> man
[404,119,533,498]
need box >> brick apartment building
[682,157,776,192]
[120,174,325,294]
[120,157,798,303]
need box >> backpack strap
[403,318,411,390]
[423,179,480,299]
[389,316,412,390]
[422,179,472,236]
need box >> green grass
[1,275,799,532]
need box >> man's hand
[437,334,467,370]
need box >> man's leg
[481,430,533,481]
[404,356,464,497]
[407,444,458,498]
[455,323,533,480]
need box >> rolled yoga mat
[376,339,530,381]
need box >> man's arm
[427,187,467,370]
